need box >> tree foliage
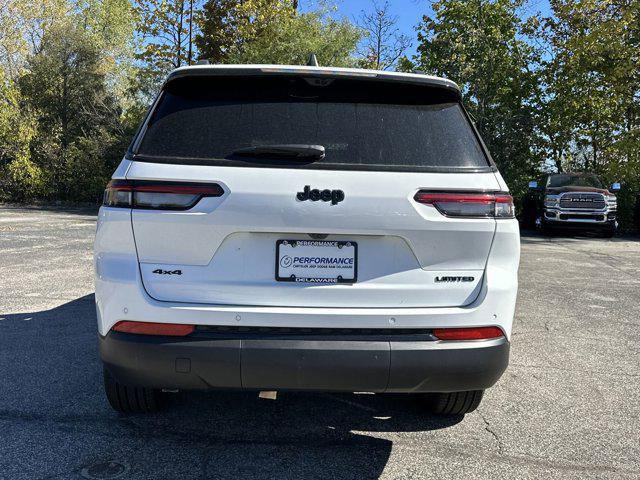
[18,24,126,200]
[0,0,136,201]
[134,0,195,72]
[0,0,638,229]
[407,0,542,203]
[0,67,42,200]
[196,0,361,66]
[536,0,639,226]
[194,0,240,63]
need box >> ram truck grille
[559,193,606,210]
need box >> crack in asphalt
[477,411,503,455]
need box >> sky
[302,0,553,58]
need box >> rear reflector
[112,321,195,336]
[414,192,514,218]
[433,326,504,341]
[103,180,223,210]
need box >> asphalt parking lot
[1,205,639,480]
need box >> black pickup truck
[522,173,620,237]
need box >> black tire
[521,201,537,230]
[103,367,166,413]
[540,223,553,236]
[423,390,484,415]
[601,227,615,238]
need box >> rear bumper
[100,331,509,393]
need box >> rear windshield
[134,75,490,172]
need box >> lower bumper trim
[100,332,509,393]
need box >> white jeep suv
[95,65,520,415]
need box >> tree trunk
[553,149,563,173]
[188,0,193,65]
[176,0,185,67]
[61,55,69,148]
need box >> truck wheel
[540,223,553,237]
[103,367,166,413]
[521,203,536,229]
[422,390,484,415]
[601,227,615,238]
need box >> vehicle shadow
[519,227,638,244]
[0,203,99,216]
[0,295,462,480]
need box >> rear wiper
[231,144,325,160]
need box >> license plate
[276,240,357,283]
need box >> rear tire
[422,390,484,415]
[103,367,166,413]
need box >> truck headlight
[607,195,617,207]
[544,195,560,207]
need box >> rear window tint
[135,75,490,172]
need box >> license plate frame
[275,239,358,284]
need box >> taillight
[433,326,504,341]
[414,192,514,218]
[112,321,195,336]
[103,180,223,210]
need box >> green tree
[135,0,195,71]
[19,23,125,200]
[539,0,639,228]
[132,0,199,107]
[77,0,136,58]
[1,0,136,98]
[76,0,137,96]
[196,0,361,66]
[0,0,138,202]
[407,0,542,202]
[0,0,69,77]
[194,0,242,63]
[0,67,42,200]
[542,0,639,169]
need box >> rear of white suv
[95,65,520,415]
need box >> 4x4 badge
[152,269,182,275]
[296,185,345,205]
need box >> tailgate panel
[129,163,499,308]
[139,233,484,307]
